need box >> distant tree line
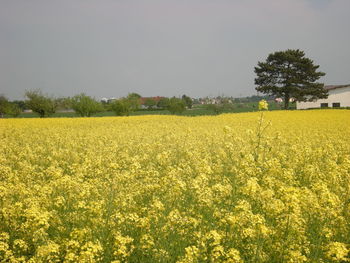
[0,90,198,118]
[0,89,297,118]
[1,49,328,117]
[0,95,22,117]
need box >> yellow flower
[258,99,269,110]
[225,248,243,263]
[0,110,349,262]
[326,242,349,261]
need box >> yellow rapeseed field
[0,110,350,262]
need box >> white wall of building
[297,86,350,109]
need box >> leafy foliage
[127,93,142,111]
[12,100,27,111]
[157,97,170,109]
[167,97,186,114]
[254,49,327,109]
[25,89,56,117]
[0,95,10,117]
[206,100,234,115]
[7,103,22,117]
[71,94,102,117]
[55,97,73,111]
[110,99,132,116]
[0,96,22,117]
[144,98,157,110]
[182,94,193,109]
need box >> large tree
[71,93,103,117]
[25,89,56,117]
[254,49,327,109]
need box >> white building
[296,84,350,109]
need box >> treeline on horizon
[1,49,331,118]
[0,89,275,118]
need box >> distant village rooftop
[324,84,350,90]
[297,84,350,109]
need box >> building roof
[140,96,165,104]
[325,84,350,91]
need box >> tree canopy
[144,98,156,110]
[0,96,24,117]
[71,94,102,117]
[157,98,170,109]
[126,93,142,111]
[25,90,56,117]
[182,95,193,109]
[110,99,132,116]
[254,49,327,109]
[167,97,186,114]
[0,95,10,117]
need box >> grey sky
[0,0,349,100]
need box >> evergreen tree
[254,49,327,109]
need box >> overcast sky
[0,0,349,100]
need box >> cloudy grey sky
[0,0,349,100]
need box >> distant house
[296,84,350,109]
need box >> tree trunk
[284,94,290,110]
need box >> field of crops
[1,110,349,262]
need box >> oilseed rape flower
[0,110,350,262]
[258,99,269,110]
[326,242,349,261]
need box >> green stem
[254,112,264,161]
